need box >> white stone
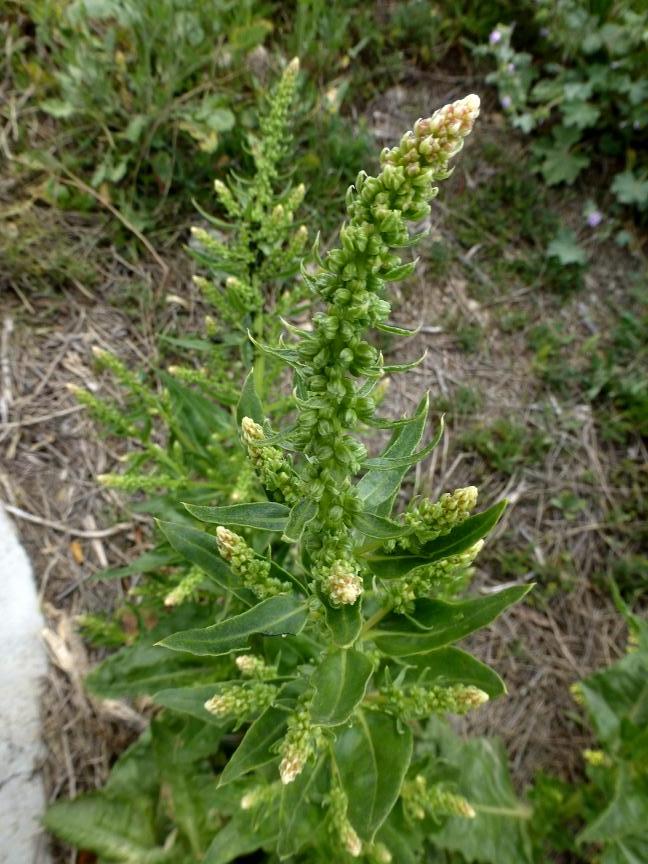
[0,506,50,863]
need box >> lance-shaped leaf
[334,710,413,842]
[382,350,427,373]
[371,585,531,656]
[237,368,264,425]
[382,259,418,281]
[323,599,363,648]
[184,501,289,533]
[356,395,429,517]
[354,511,411,540]
[366,501,508,581]
[282,498,317,542]
[362,415,443,471]
[159,594,309,657]
[219,705,288,786]
[158,520,254,606]
[376,321,421,337]
[310,649,374,726]
[399,647,506,698]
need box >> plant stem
[360,604,392,637]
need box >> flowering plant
[478,4,648,212]
[47,92,532,863]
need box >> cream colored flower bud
[241,416,265,444]
[216,526,239,560]
[287,56,300,74]
[324,560,363,606]
[279,752,305,785]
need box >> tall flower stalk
[46,93,532,864]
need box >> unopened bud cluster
[241,417,302,505]
[204,682,277,722]
[319,557,364,606]
[328,786,362,857]
[240,783,280,811]
[387,539,484,611]
[382,682,489,720]
[164,565,204,607]
[235,654,275,679]
[216,527,288,599]
[287,98,479,581]
[278,702,321,785]
[403,775,476,822]
[400,486,478,550]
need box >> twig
[0,317,13,424]
[0,404,84,429]
[3,504,131,538]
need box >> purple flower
[489,30,502,44]
[540,27,549,37]
[500,95,512,109]
[586,210,603,228]
[507,62,516,73]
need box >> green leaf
[323,599,363,648]
[237,368,265,425]
[354,511,411,540]
[382,350,427,373]
[376,321,421,337]
[219,705,288,786]
[158,520,254,606]
[382,259,418,281]
[400,646,507,698]
[356,394,429,516]
[561,100,600,129]
[334,710,413,841]
[310,649,374,726]
[44,795,172,863]
[203,803,278,864]
[282,498,318,542]
[159,594,309,657]
[579,766,648,856]
[367,501,508,580]
[94,546,179,581]
[611,171,648,208]
[371,585,531,656]
[430,722,533,863]
[184,501,289,532]
[362,416,443,471]
[579,646,648,749]
[153,684,231,726]
[85,607,226,699]
[547,229,587,266]
[160,371,231,450]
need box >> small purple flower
[490,29,502,45]
[540,27,549,37]
[507,62,516,73]
[500,95,512,110]
[586,210,603,228]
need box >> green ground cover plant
[18,0,276,227]
[44,92,543,864]
[478,1,648,216]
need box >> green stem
[360,604,392,637]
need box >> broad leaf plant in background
[47,91,533,862]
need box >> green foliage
[47,94,535,863]
[21,0,276,225]
[478,4,648,215]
